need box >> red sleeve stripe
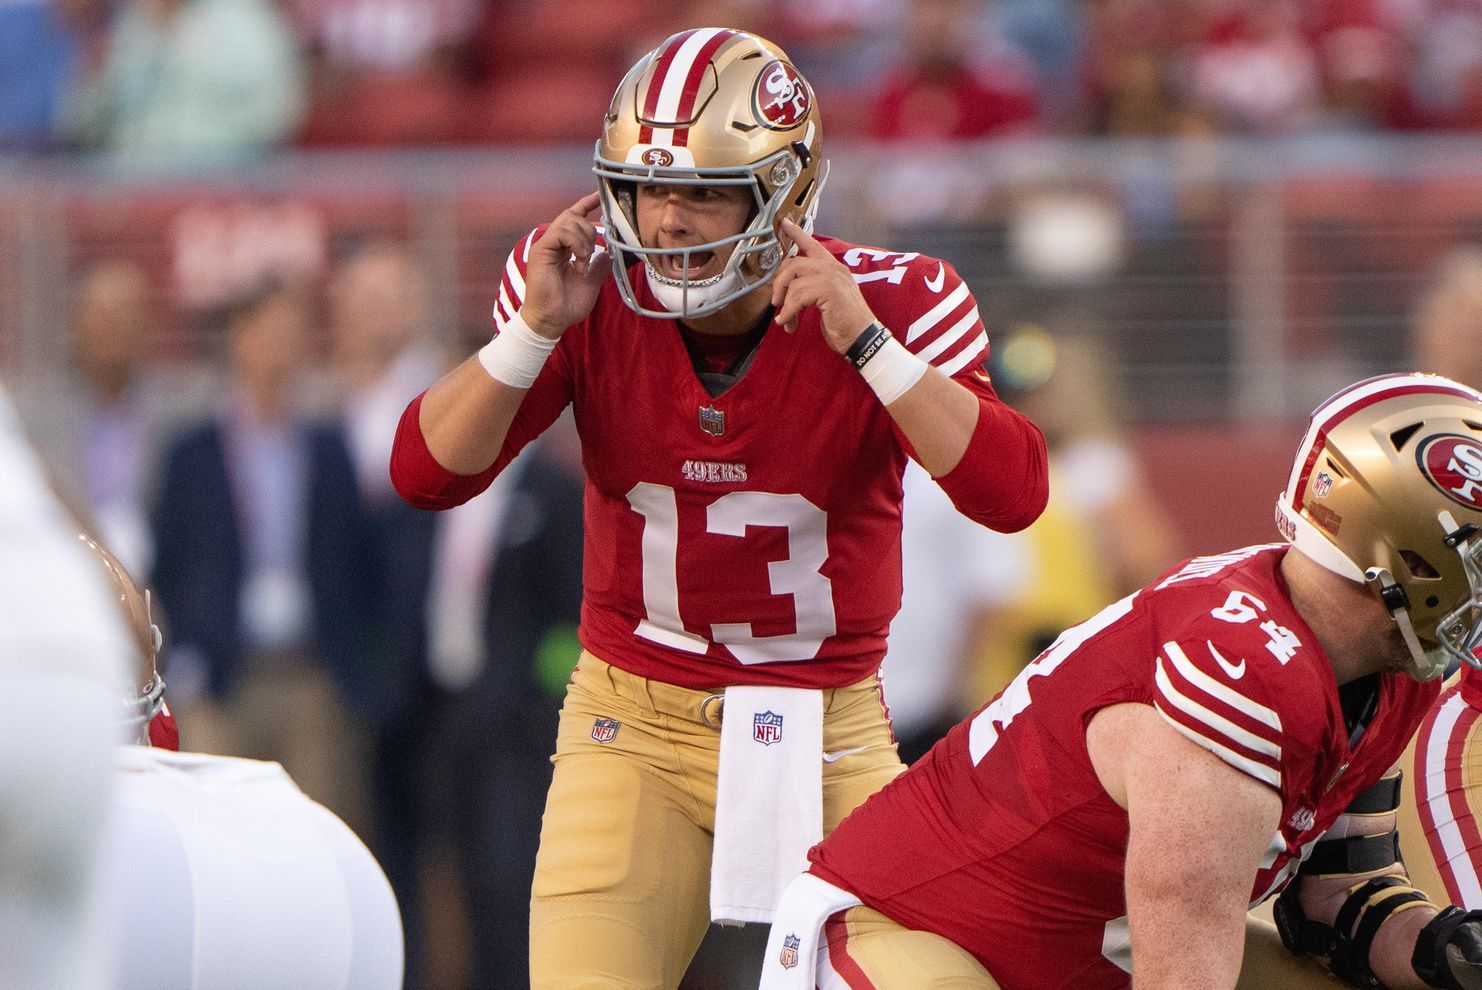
[937,331,988,378]
[492,231,537,332]
[1154,643,1283,789]
[915,304,981,365]
[1154,654,1282,761]
[904,281,970,344]
[1415,689,1482,906]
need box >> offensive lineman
[390,27,1048,990]
[763,373,1482,990]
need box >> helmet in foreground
[594,27,826,319]
[1277,373,1482,680]
[76,533,166,738]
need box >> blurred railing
[4,134,1482,423]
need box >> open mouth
[658,249,717,281]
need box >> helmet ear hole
[1427,595,1441,608]
[1401,549,1441,580]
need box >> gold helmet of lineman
[594,27,826,319]
[1276,373,1482,680]
[76,533,166,734]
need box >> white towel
[710,685,824,924]
[758,873,863,990]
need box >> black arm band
[1346,774,1403,816]
[844,322,892,370]
[1302,832,1401,876]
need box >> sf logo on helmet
[1420,434,1482,507]
[754,60,809,129]
[642,147,674,168]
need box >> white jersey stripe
[1422,692,1482,906]
[935,331,989,379]
[1157,702,1283,789]
[493,288,513,328]
[1164,641,1283,730]
[906,282,970,344]
[504,243,527,302]
[653,28,728,122]
[915,305,981,364]
[1155,658,1282,761]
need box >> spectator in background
[1184,0,1324,135]
[149,279,373,834]
[328,241,446,990]
[293,0,482,146]
[0,0,93,151]
[64,0,305,165]
[870,0,1039,142]
[968,322,1183,700]
[14,260,199,576]
[1411,244,1482,388]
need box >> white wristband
[477,310,558,389]
[860,336,928,405]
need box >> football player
[0,385,132,990]
[78,536,406,990]
[1399,659,1482,912]
[390,26,1048,989]
[762,373,1482,990]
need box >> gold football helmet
[76,533,166,736]
[594,27,827,319]
[1276,373,1482,679]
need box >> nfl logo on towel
[779,933,800,969]
[753,710,783,745]
[591,717,620,743]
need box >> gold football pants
[529,651,904,990]
[812,909,1348,989]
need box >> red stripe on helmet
[1290,380,1482,512]
[671,29,737,148]
[641,30,696,124]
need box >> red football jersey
[809,544,1438,990]
[427,228,1041,690]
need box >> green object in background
[534,623,583,696]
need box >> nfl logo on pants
[780,933,800,970]
[753,710,783,745]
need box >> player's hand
[1415,907,1482,989]
[771,217,878,354]
[519,192,613,340]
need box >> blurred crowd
[7,0,1482,162]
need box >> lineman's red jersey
[391,229,1046,690]
[809,544,1438,990]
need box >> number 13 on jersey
[627,483,837,664]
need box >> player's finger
[770,259,802,309]
[774,274,817,332]
[780,217,827,260]
[569,191,602,218]
[577,249,612,284]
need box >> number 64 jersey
[808,544,1438,990]
[391,230,1047,690]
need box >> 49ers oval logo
[1419,434,1482,508]
[753,60,810,130]
[641,147,674,167]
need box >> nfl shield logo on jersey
[779,933,801,970]
[753,711,784,745]
[699,405,726,437]
[591,717,621,743]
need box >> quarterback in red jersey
[764,374,1482,990]
[390,25,1047,990]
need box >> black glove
[1414,907,1482,990]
